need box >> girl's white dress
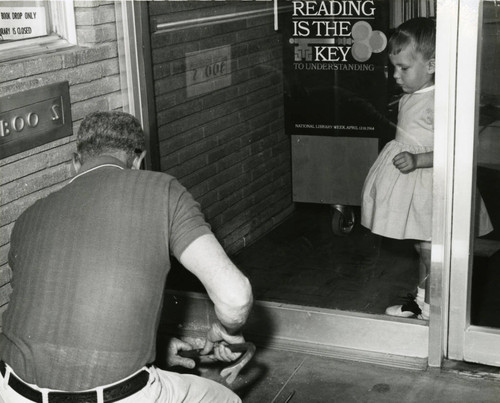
[361,85,492,241]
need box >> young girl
[361,17,491,320]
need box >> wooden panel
[291,135,378,206]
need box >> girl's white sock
[421,302,430,320]
[416,287,425,307]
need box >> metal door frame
[115,0,159,171]
[447,0,500,366]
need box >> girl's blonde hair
[388,17,436,61]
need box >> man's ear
[132,150,147,170]
[72,153,82,174]
[427,58,435,75]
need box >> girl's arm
[393,151,433,174]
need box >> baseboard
[160,290,429,370]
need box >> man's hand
[166,337,196,369]
[201,321,245,362]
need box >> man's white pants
[0,362,241,403]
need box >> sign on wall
[0,82,72,159]
[282,0,392,138]
[185,45,232,98]
[0,6,47,40]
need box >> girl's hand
[393,152,417,174]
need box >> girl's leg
[385,241,431,319]
[417,241,431,318]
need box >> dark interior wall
[480,1,500,107]
[149,2,293,255]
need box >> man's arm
[179,233,253,333]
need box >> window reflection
[471,0,500,328]
[166,1,440,322]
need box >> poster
[282,0,393,139]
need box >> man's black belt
[0,360,149,403]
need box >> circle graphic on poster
[352,21,372,41]
[369,31,387,53]
[351,21,387,62]
[351,42,372,62]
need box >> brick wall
[149,2,294,255]
[0,1,295,330]
[0,1,122,328]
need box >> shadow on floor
[163,201,500,400]
[232,203,420,315]
[167,201,500,322]
[168,203,420,315]
[165,347,500,402]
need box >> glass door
[448,0,500,366]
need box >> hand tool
[179,342,256,384]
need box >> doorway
[150,0,430,367]
[118,0,500,368]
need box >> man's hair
[388,17,436,61]
[76,111,146,161]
